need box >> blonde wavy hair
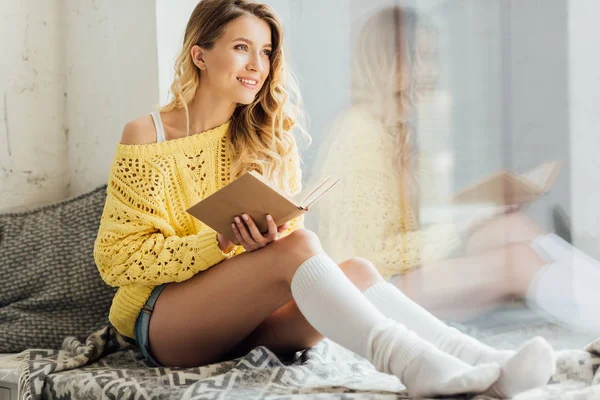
[161,0,309,194]
[352,6,439,190]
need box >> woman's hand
[276,221,290,234]
[232,214,286,252]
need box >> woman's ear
[191,45,207,70]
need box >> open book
[452,160,563,206]
[187,171,340,244]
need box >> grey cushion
[0,185,116,352]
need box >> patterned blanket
[2,187,599,399]
[11,321,600,400]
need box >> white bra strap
[150,111,167,143]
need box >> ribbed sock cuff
[363,281,396,302]
[290,254,336,303]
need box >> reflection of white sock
[525,261,579,325]
[364,282,555,397]
[533,234,600,269]
[528,234,600,334]
[291,255,500,397]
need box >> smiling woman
[92,1,554,397]
[155,0,306,190]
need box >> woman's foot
[478,337,556,398]
[401,347,501,397]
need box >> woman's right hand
[231,213,280,252]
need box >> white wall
[0,0,159,212]
[64,0,159,196]
[155,0,199,106]
[0,0,67,212]
[568,0,600,259]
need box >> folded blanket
[9,324,600,400]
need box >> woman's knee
[339,257,385,291]
[277,228,323,256]
[273,229,324,279]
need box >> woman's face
[198,14,272,105]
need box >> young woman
[94,1,555,397]
[316,5,600,333]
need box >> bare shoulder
[120,114,157,145]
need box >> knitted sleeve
[318,110,461,280]
[94,151,233,287]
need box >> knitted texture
[0,185,115,352]
[94,121,304,338]
[317,107,461,280]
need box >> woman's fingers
[231,223,246,248]
[233,214,282,251]
[242,214,266,245]
[235,216,257,248]
[265,215,278,241]
[277,221,290,233]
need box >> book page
[452,170,542,205]
[292,176,331,206]
[299,176,340,209]
[521,161,562,192]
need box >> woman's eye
[263,50,272,57]
[235,44,248,51]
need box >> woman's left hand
[232,214,280,252]
[277,221,290,234]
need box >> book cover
[187,171,340,244]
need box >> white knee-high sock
[364,281,555,398]
[290,254,500,397]
[528,234,600,334]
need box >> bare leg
[465,213,545,256]
[393,243,546,320]
[148,231,387,367]
[225,257,385,359]
[148,229,321,367]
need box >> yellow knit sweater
[94,121,304,338]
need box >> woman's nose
[247,53,265,73]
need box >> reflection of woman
[316,6,456,277]
[316,5,600,334]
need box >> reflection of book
[452,161,563,206]
[187,171,340,244]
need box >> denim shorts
[134,284,168,367]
